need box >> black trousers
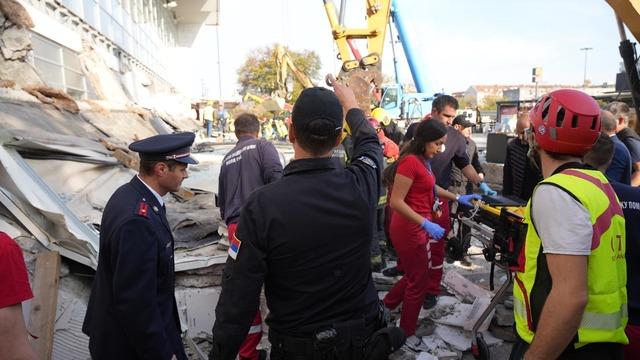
[509,336,624,360]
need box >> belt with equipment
[268,303,405,360]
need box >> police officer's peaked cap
[292,87,343,136]
[129,132,199,164]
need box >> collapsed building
[0,0,245,358]
[0,1,515,359]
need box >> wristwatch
[455,194,460,202]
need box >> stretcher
[447,195,527,360]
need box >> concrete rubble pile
[382,241,515,359]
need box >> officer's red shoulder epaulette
[136,201,149,218]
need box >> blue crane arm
[391,0,433,95]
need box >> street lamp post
[580,47,593,88]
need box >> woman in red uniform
[383,120,479,338]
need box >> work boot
[422,294,437,310]
[382,266,404,277]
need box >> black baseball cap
[452,115,474,128]
[129,132,199,164]
[292,87,343,136]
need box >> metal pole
[388,16,400,85]
[580,47,592,88]
[615,16,640,131]
[216,24,222,99]
[339,0,346,25]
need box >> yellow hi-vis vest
[513,168,628,348]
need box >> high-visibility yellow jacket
[513,168,628,349]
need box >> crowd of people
[2,78,640,360]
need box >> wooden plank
[28,251,60,360]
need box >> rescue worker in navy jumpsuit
[210,77,405,359]
[83,133,198,360]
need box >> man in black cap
[210,76,401,359]
[83,132,198,360]
[449,115,484,196]
[447,115,485,266]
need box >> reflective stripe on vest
[515,298,627,331]
[579,304,628,331]
[513,168,627,347]
[563,169,624,249]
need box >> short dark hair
[139,159,179,176]
[604,101,631,126]
[234,113,260,136]
[432,95,459,113]
[583,133,614,170]
[295,119,341,156]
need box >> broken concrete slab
[1,25,30,60]
[176,287,220,339]
[416,352,438,360]
[463,296,494,332]
[442,270,493,303]
[427,296,493,333]
[0,93,100,138]
[23,86,80,113]
[434,325,502,352]
[78,41,130,104]
[420,333,451,354]
[52,298,91,360]
[81,110,158,143]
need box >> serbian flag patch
[228,235,242,260]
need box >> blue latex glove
[458,194,482,207]
[421,219,445,240]
[479,182,497,196]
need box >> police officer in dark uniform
[83,133,198,360]
[210,76,405,360]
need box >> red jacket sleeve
[0,232,33,308]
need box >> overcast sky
[190,0,637,100]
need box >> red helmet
[529,89,601,156]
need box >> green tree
[237,44,321,103]
[479,95,506,110]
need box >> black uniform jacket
[211,108,384,359]
[82,176,186,360]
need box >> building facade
[15,0,217,103]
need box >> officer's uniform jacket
[211,108,384,359]
[82,176,186,360]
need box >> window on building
[31,33,89,100]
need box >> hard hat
[371,108,391,126]
[529,89,601,156]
